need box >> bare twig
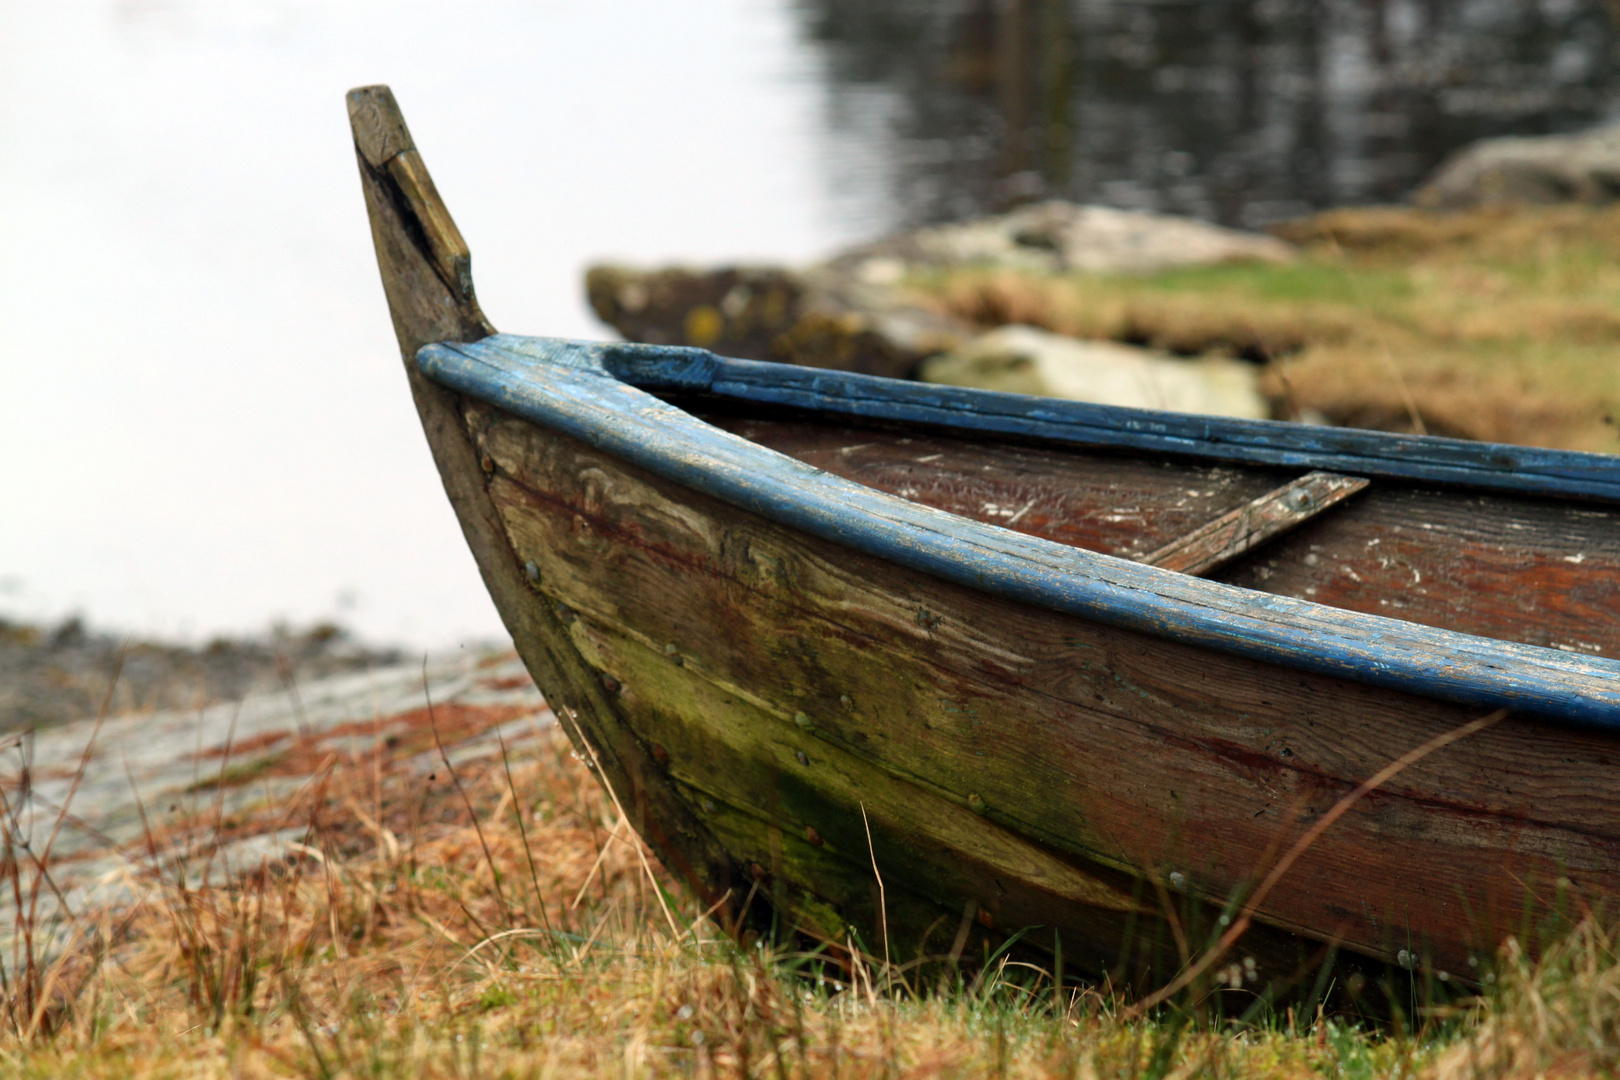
[859,802,890,986]
[496,724,553,933]
[1127,708,1507,1016]
[570,816,629,912]
[424,658,511,922]
[570,728,679,937]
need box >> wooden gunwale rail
[419,334,1620,731]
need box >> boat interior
[662,393,1620,658]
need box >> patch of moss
[908,204,1620,451]
[184,748,289,793]
[1130,259,1416,305]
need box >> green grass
[909,204,1620,451]
[3,722,1616,1078]
[182,748,290,793]
[1126,260,1417,306]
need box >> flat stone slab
[584,201,1295,379]
[0,647,549,958]
[1414,123,1620,208]
[920,324,1269,419]
[833,201,1297,277]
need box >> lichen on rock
[585,201,1295,380]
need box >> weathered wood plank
[471,403,1620,976]
[698,410,1293,559]
[1140,472,1370,576]
[1217,489,1620,659]
[561,605,1141,915]
[459,332,1620,499]
[562,581,1340,989]
[690,350,1620,501]
[696,410,1620,656]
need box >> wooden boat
[349,86,1620,1000]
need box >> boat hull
[348,84,1620,1003]
[464,393,1620,986]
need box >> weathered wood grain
[698,409,1293,559]
[698,411,1620,656]
[1217,489,1620,658]
[682,352,1620,502]
[1141,472,1370,576]
[561,605,1345,988]
[472,401,1620,977]
[347,86,739,924]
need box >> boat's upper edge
[418,334,1620,729]
[584,336,1620,501]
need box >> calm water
[800,0,1620,228]
[3,0,1617,649]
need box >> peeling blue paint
[419,334,1620,730]
[472,334,1620,502]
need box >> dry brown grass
[0,714,1613,1079]
[1429,918,1620,1080]
[910,205,1620,451]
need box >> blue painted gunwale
[418,333,1620,730]
[557,338,1620,501]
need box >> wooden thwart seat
[1139,471,1370,576]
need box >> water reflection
[796,0,1620,228]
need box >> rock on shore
[586,201,1296,391]
[586,263,963,381]
[0,647,549,958]
[1414,124,1620,208]
[0,618,403,731]
[921,325,1269,419]
[826,200,1296,279]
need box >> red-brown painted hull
[463,395,1620,989]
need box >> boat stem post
[347,86,740,927]
[346,84,493,355]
